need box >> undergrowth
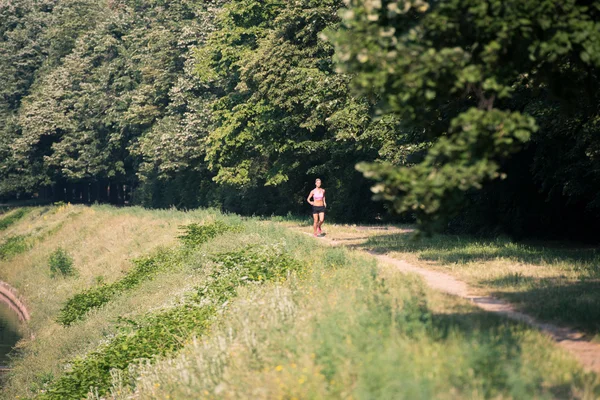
[177,220,241,247]
[57,221,237,326]
[40,245,300,399]
[0,208,28,231]
[49,248,76,277]
[0,234,30,260]
[57,249,180,326]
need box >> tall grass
[0,208,28,231]
[0,205,212,397]
[0,235,30,260]
[2,209,599,399]
[319,225,600,338]
[122,247,599,399]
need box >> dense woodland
[1,0,599,238]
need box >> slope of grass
[122,240,599,399]
[1,210,598,399]
[0,235,30,260]
[40,245,300,399]
[0,204,214,396]
[0,208,28,231]
[315,224,600,339]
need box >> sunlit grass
[2,210,599,398]
[0,208,28,231]
[315,224,600,338]
[0,205,214,397]
[119,245,599,399]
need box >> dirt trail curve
[300,230,600,374]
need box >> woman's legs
[317,212,325,233]
[313,213,319,235]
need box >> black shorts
[312,205,326,214]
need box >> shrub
[49,248,76,277]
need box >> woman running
[307,178,326,237]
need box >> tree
[330,0,600,232]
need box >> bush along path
[39,241,300,398]
[57,221,240,325]
[304,229,600,374]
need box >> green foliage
[358,109,537,230]
[2,0,600,235]
[0,208,28,231]
[193,244,302,303]
[0,234,30,260]
[177,220,241,247]
[41,244,301,399]
[57,249,177,325]
[166,0,395,221]
[331,0,600,233]
[43,304,216,399]
[0,0,226,196]
[58,221,238,325]
[0,0,405,224]
[49,248,76,277]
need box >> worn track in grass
[299,228,600,374]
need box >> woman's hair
[315,178,321,183]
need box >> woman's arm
[307,190,314,205]
[323,190,326,207]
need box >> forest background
[1,0,599,239]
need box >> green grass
[0,234,30,260]
[326,226,600,337]
[0,208,28,231]
[362,234,599,268]
[122,241,600,399]
[56,248,180,325]
[40,244,301,399]
[2,209,599,399]
[497,280,600,334]
[57,221,239,326]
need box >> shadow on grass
[428,310,580,398]
[352,231,600,336]
[485,278,600,336]
[355,231,600,275]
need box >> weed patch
[57,249,178,325]
[0,208,28,231]
[57,221,238,326]
[177,220,241,247]
[0,235,30,260]
[49,248,76,277]
[41,245,301,399]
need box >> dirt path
[300,230,600,374]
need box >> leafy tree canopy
[329,0,600,232]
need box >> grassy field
[305,223,600,341]
[0,207,598,399]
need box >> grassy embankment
[0,206,598,399]
[310,223,600,341]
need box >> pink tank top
[313,190,324,201]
